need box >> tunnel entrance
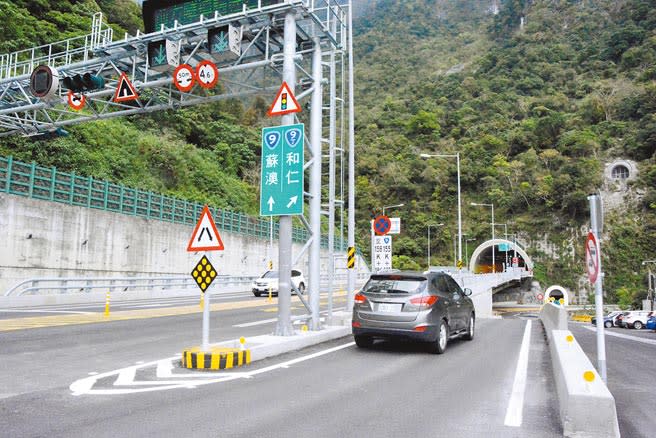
[469,239,533,274]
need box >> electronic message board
[143,0,283,33]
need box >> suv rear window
[363,276,427,294]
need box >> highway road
[570,322,656,438]
[0,297,562,437]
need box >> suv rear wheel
[354,335,373,348]
[428,320,448,354]
[633,321,643,330]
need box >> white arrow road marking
[70,341,354,396]
[286,196,298,208]
[267,196,275,211]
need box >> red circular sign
[195,60,218,89]
[373,215,391,236]
[67,90,86,111]
[173,64,195,92]
[537,293,544,301]
[585,231,599,283]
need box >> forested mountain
[0,0,654,306]
[353,0,656,306]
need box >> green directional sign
[260,124,304,216]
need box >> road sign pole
[346,1,356,312]
[589,194,607,382]
[327,10,337,327]
[274,11,296,337]
[309,37,323,331]
[201,255,210,351]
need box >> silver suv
[352,271,475,354]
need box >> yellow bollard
[267,285,273,303]
[239,337,246,351]
[302,324,308,332]
[104,291,110,317]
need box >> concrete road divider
[540,303,620,438]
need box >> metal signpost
[587,194,607,383]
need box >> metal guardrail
[5,272,371,296]
[4,275,258,297]
[0,155,350,249]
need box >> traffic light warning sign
[113,73,139,103]
[267,81,300,117]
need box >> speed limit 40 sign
[585,231,599,283]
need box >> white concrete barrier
[540,303,620,438]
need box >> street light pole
[427,223,444,269]
[494,223,508,271]
[471,202,495,273]
[642,260,656,311]
[382,203,404,216]
[420,153,462,266]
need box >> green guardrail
[0,156,346,250]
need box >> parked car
[646,315,656,330]
[351,271,475,354]
[591,311,623,328]
[251,270,306,297]
[621,311,652,329]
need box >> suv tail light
[409,295,439,308]
[354,293,368,304]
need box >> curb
[182,346,251,370]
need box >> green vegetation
[0,0,655,306]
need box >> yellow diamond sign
[191,255,217,293]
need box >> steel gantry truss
[0,0,357,334]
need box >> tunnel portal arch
[544,285,569,306]
[468,239,533,274]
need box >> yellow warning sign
[191,255,218,293]
[347,246,355,269]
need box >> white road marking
[71,341,354,396]
[0,309,93,315]
[234,317,278,328]
[582,326,656,345]
[504,320,532,427]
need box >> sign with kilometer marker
[267,81,301,117]
[259,124,304,216]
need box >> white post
[456,153,462,265]
[346,1,356,311]
[589,194,607,382]
[309,37,323,331]
[327,8,337,326]
[427,226,431,269]
[491,204,495,274]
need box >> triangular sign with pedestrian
[187,205,224,252]
[113,72,139,102]
[267,81,301,116]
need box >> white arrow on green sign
[259,123,305,216]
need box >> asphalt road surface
[570,322,656,438]
[0,298,561,437]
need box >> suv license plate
[377,303,400,313]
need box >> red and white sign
[195,60,218,89]
[67,90,86,111]
[113,72,139,102]
[173,64,195,92]
[512,257,519,265]
[585,231,599,283]
[537,293,544,301]
[267,81,301,117]
[187,205,224,252]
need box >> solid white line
[504,320,532,427]
[234,317,279,328]
[0,309,93,315]
[582,325,656,346]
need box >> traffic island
[181,346,251,370]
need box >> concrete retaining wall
[0,193,368,295]
[540,304,620,438]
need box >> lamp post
[471,202,495,273]
[382,203,404,216]
[427,223,444,269]
[642,260,656,311]
[420,153,462,267]
[494,223,508,271]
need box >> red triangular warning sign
[267,81,301,117]
[113,72,139,103]
[187,205,224,252]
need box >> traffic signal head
[62,73,104,92]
